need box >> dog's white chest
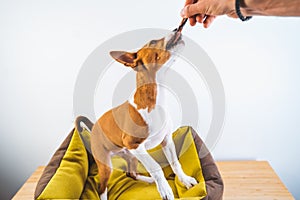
[129,85,173,150]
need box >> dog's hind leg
[116,149,154,183]
[95,158,111,200]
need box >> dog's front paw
[157,179,174,200]
[136,174,155,183]
[178,174,198,189]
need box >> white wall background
[0,0,299,199]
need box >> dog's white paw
[178,174,198,189]
[100,188,108,200]
[157,179,174,200]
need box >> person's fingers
[181,3,205,18]
[196,14,205,23]
[184,0,196,6]
[189,17,197,26]
[203,15,216,28]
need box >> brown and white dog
[76,31,197,200]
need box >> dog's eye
[133,140,141,144]
[149,40,157,45]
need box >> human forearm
[241,0,300,16]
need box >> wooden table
[216,161,294,200]
[13,161,294,200]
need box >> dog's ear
[110,51,137,68]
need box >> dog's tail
[75,115,94,133]
[75,116,94,153]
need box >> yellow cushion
[108,126,207,199]
[37,129,89,199]
[36,126,207,199]
[80,160,100,199]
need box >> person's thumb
[180,3,204,18]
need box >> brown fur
[134,83,157,112]
[98,102,148,150]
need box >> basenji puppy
[76,30,197,200]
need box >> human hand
[180,0,237,28]
[181,0,300,28]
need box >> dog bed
[34,126,223,200]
